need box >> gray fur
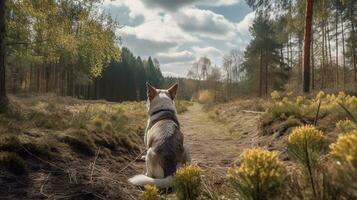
[128,83,190,188]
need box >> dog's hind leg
[146,148,164,178]
[182,145,191,163]
[177,145,191,168]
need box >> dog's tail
[128,174,173,188]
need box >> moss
[0,151,26,175]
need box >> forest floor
[130,103,263,189]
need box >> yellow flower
[174,164,201,200]
[287,125,327,166]
[139,185,161,200]
[271,90,280,100]
[330,132,357,170]
[316,91,326,100]
[227,148,286,199]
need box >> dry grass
[176,100,194,114]
[0,94,146,199]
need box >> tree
[0,0,7,112]
[302,0,314,93]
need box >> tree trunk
[265,52,268,97]
[312,35,315,90]
[335,12,339,90]
[321,23,326,89]
[259,49,263,97]
[342,15,346,90]
[0,0,7,111]
[351,19,357,86]
[302,0,314,93]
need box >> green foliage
[268,99,301,119]
[139,185,162,200]
[96,48,164,101]
[329,132,357,197]
[173,164,202,200]
[227,147,286,200]
[288,125,328,167]
[0,151,26,175]
[336,120,357,133]
[287,125,328,197]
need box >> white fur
[129,86,179,188]
[146,91,177,115]
[128,175,173,188]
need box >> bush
[173,164,201,200]
[288,125,328,167]
[287,125,328,197]
[329,132,357,197]
[267,100,301,120]
[0,151,26,175]
[336,120,357,133]
[139,185,162,200]
[197,90,214,104]
[227,148,286,200]
[176,100,193,114]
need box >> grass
[0,151,26,175]
[176,100,193,114]
[0,94,146,175]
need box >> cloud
[161,61,195,77]
[143,0,241,10]
[192,46,224,58]
[120,34,177,56]
[162,71,183,77]
[236,11,255,36]
[156,50,196,64]
[121,15,198,43]
[176,7,236,40]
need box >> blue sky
[102,0,254,77]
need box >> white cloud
[103,0,253,77]
[176,7,237,40]
[156,50,196,64]
[192,46,224,58]
[236,11,255,36]
[143,0,241,10]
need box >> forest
[0,0,356,200]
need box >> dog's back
[148,119,184,177]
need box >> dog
[128,82,190,188]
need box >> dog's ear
[146,82,157,101]
[168,83,178,100]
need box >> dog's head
[146,82,178,115]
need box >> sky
[102,0,254,77]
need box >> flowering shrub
[173,164,201,200]
[287,125,328,167]
[139,185,161,200]
[287,125,328,197]
[329,132,357,197]
[267,98,301,119]
[227,148,286,200]
[336,120,357,133]
[271,90,281,100]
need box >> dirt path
[178,103,260,177]
[132,103,261,179]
